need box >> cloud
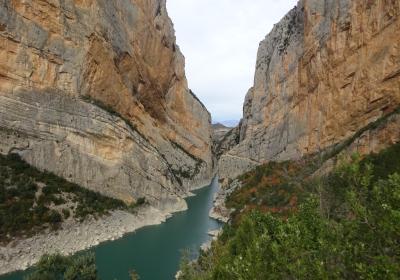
[167,0,298,122]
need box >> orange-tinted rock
[0,0,213,208]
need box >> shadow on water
[1,177,222,280]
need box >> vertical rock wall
[0,0,213,209]
[220,0,400,179]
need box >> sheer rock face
[220,0,400,179]
[0,0,213,208]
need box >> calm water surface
[1,177,222,280]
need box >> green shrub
[47,210,62,224]
[24,253,98,280]
[62,209,70,219]
[0,153,125,243]
[179,143,400,279]
[25,252,141,280]
[136,197,146,206]
[127,197,147,213]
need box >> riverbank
[209,178,241,223]
[0,201,187,276]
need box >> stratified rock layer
[220,0,400,178]
[0,0,213,208]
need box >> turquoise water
[1,177,222,280]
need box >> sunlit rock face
[0,0,213,209]
[220,0,400,179]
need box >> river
[1,177,222,280]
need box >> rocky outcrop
[212,123,239,159]
[212,123,231,144]
[0,0,213,208]
[220,0,400,179]
[209,178,240,223]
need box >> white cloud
[167,0,298,122]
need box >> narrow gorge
[1,0,400,279]
[0,0,215,276]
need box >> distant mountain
[212,123,228,130]
[213,120,239,128]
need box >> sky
[167,0,298,123]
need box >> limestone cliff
[219,0,400,179]
[0,0,213,209]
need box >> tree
[178,148,400,279]
[24,253,98,280]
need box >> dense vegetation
[179,143,400,279]
[0,153,126,243]
[227,160,314,220]
[24,253,140,280]
[25,253,98,280]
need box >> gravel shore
[0,200,187,276]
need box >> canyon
[1,0,400,278]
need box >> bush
[0,153,126,243]
[25,252,141,280]
[136,197,146,206]
[179,144,400,279]
[25,253,98,280]
[47,210,62,224]
[62,209,70,219]
[127,197,147,213]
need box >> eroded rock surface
[212,123,239,159]
[220,0,400,179]
[0,0,213,207]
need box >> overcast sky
[167,0,298,123]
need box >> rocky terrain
[209,178,240,223]
[0,0,213,209]
[219,0,400,179]
[212,123,240,162]
[212,123,231,142]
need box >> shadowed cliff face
[219,0,400,179]
[0,0,213,208]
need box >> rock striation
[219,0,400,179]
[0,0,213,209]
